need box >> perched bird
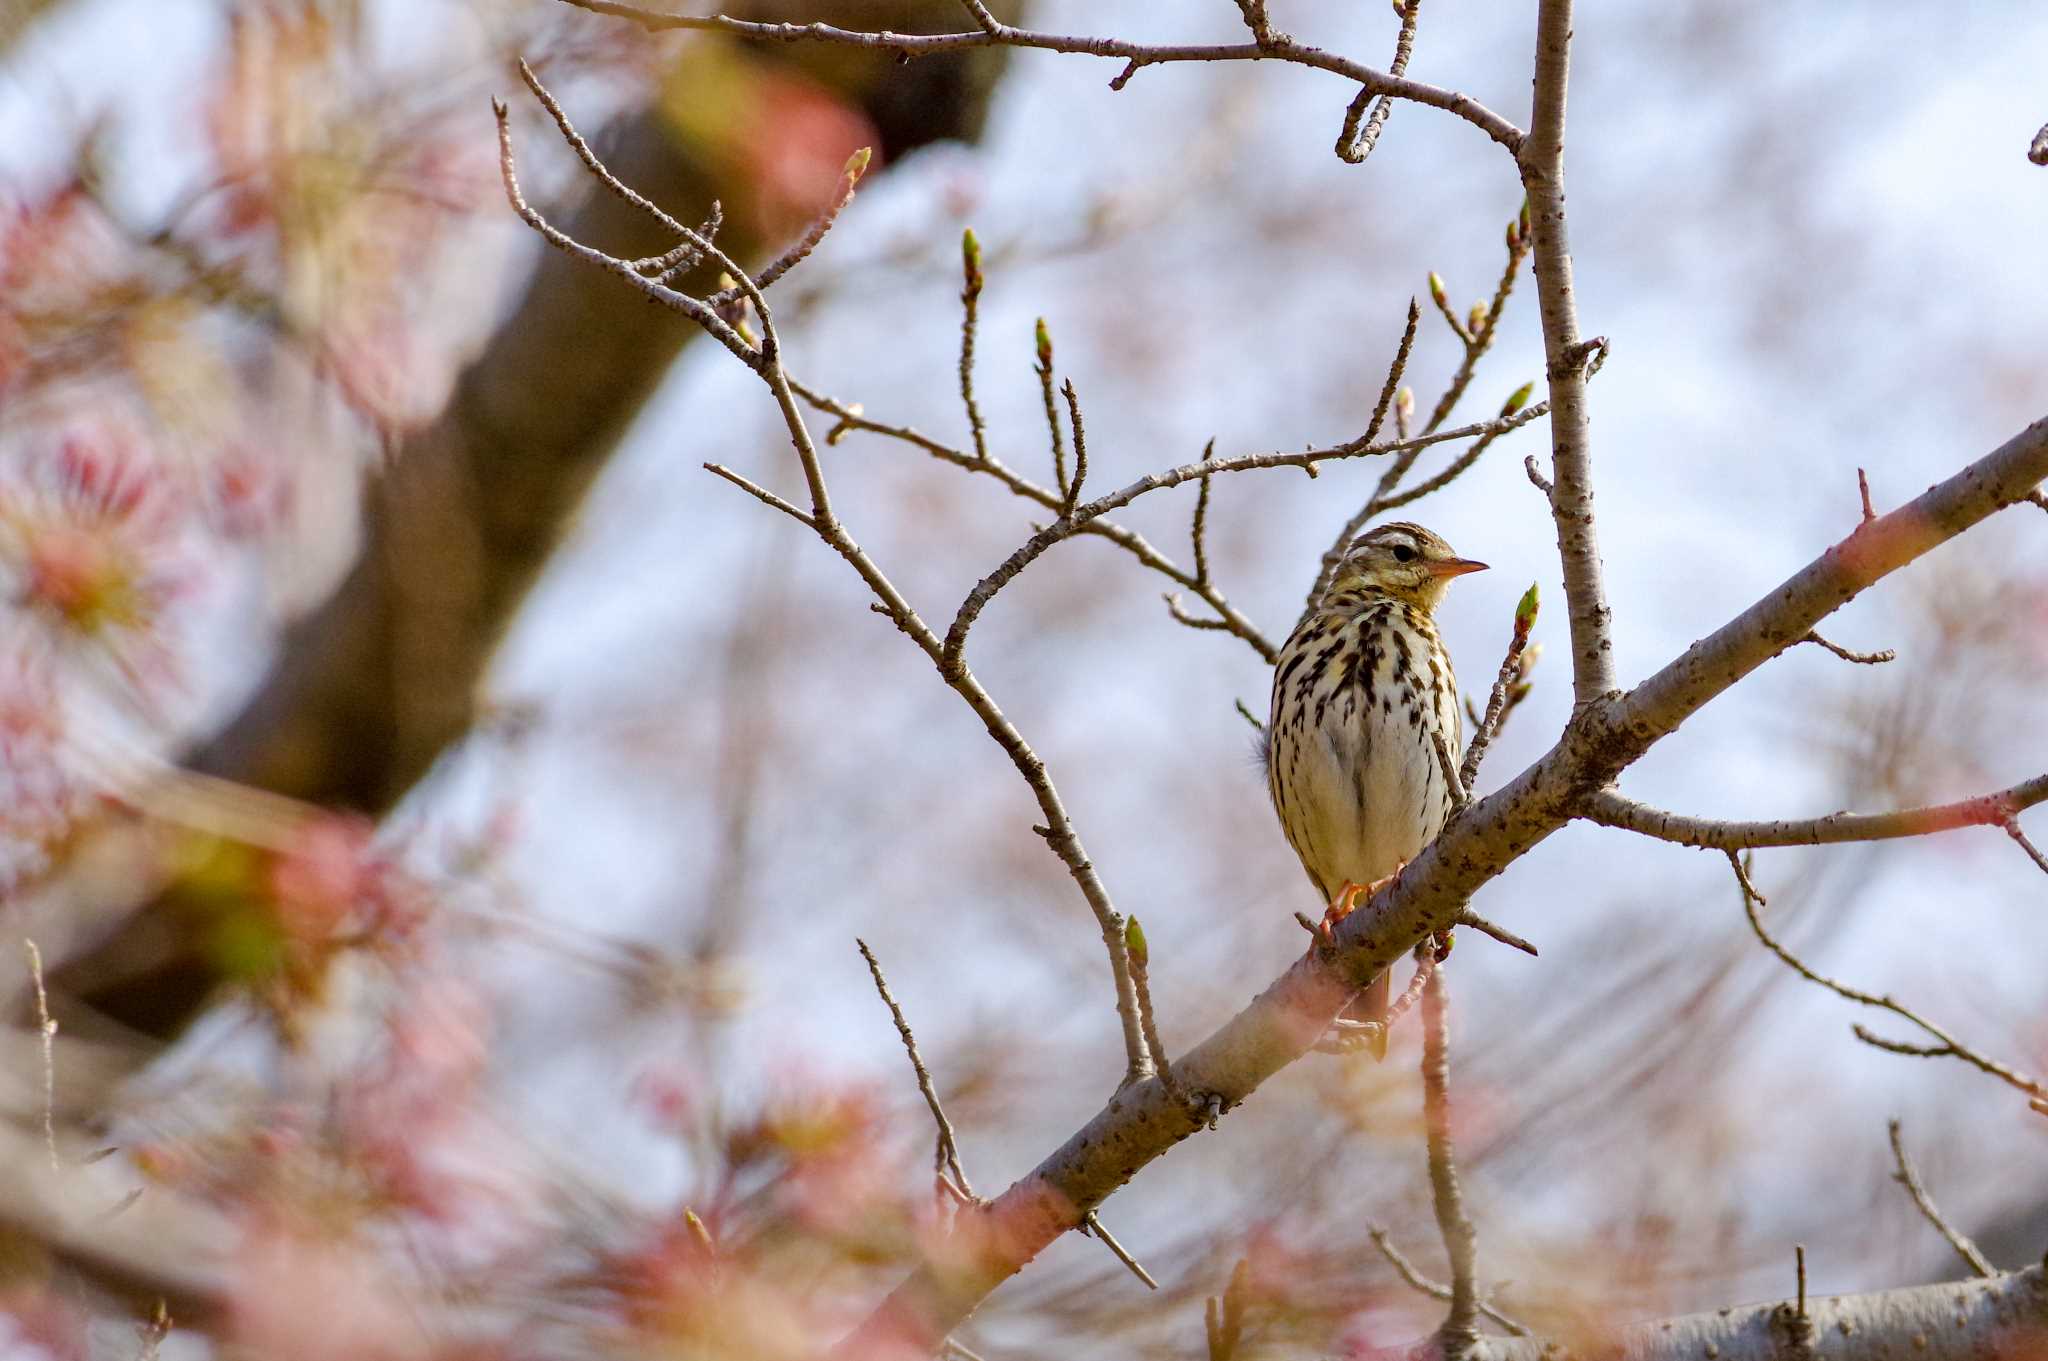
[1264,522,1487,1055]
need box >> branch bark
[1519,0,1617,704]
[1425,1264,2047,1361]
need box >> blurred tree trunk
[52,0,1022,1037]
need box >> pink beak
[1426,557,1490,578]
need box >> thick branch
[1438,1265,2047,1361]
[1609,415,2048,745]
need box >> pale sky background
[3,0,2046,1352]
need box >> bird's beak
[1427,557,1490,578]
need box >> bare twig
[22,940,58,1173]
[857,939,974,1203]
[708,148,866,304]
[1367,1224,1531,1336]
[1123,919,1181,1101]
[547,0,1528,150]
[1335,0,1423,164]
[1302,299,1425,615]
[1454,910,1537,957]
[1191,466,1214,586]
[1460,583,1539,792]
[793,377,1279,661]
[1079,1210,1158,1291]
[958,230,990,463]
[1372,386,1535,515]
[503,64,1155,1089]
[1231,0,1277,47]
[1421,962,1480,1354]
[942,403,1551,664]
[1728,854,2047,1106]
[1237,698,1265,733]
[1432,728,1469,811]
[2003,819,2048,877]
[702,462,814,526]
[1797,630,1895,665]
[1035,318,1067,500]
[1205,1259,1251,1361]
[1858,467,1878,523]
[1887,1119,1994,1277]
[1583,774,2048,850]
[955,0,1000,35]
[493,94,762,370]
[1060,378,1090,514]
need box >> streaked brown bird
[1264,522,1487,1055]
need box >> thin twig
[2003,819,2048,877]
[1421,962,1480,1353]
[1728,854,2047,1105]
[858,939,974,1203]
[1302,299,1425,616]
[503,64,1155,1089]
[1887,1119,1994,1277]
[703,462,815,526]
[546,0,1530,150]
[1035,318,1067,500]
[22,940,58,1173]
[708,148,868,305]
[1858,468,1878,523]
[1080,1211,1159,1290]
[1454,910,1537,957]
[1583,774,2048,850]
[942,403,1551,663]
[1335,0,1422,164]
[1205,1259,1251,1360]
[958,229,990,463]
[493,90,762,370]
[1191,466,1214,586]
[1366,1224,1531,1336]
[1124,919,1181,1101]
[1459,584,1539,792]
[1798,630,1895,665]
[792,376,1278,661]
[1060,378,1089,515]
[1235,698,1265,733]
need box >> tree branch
[1580,774,2048,850]
[1728,855,2046,1107]
[1519,0,1617,703]
[1886,1119,1993,1278]
[1421,961,1480,1354]
[547,0,1527,151]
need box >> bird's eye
[1392,545,1417,563]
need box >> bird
[1263,521,1487,1056]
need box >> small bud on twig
[1514,582,1540,632]
[1427,271,1447,308]
[1501,381,1534,418]
[1035,316,1053,370]
[961,227,983,299]
[842,146,872,185]
[1124,915,1149,967]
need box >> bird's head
[1331,522,1488,609]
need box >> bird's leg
[1314,864,1405,946]
[1310,868,1406,1060]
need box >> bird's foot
[1314,865,1405,947]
